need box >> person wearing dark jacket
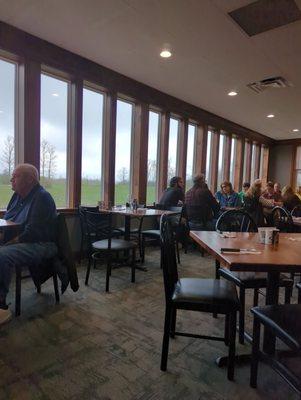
[185,175,220,230]
[159,176,184,207]
[281,185,301,212]
[0,163,58,325]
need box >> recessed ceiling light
[293,129,299,132]
[267,114,274,118]
[228,91,238,96]
[52,93,59,97]
[160,49,172,58]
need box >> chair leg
[141,236,145,263]
[106,259,111,292]
[170,308,177,338]
[176,241,180,264]
[298,289,301,305]
[239,287,245,345]
[284,286,292,304]
[253,288,259,307]
[224,313,229,346]
[213,261,220,318]
[15,268,22,317]
[131,248,136,283]
[161,304,173,371]
[227,310,236,381]
[250,316,261,388]
[53,274,60,303]
[85,256,92,285]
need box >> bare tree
[167,159,176,181]
[147,159,156,183]
[47,143,57,180]
[117,167,128,184]
[1,135,14,178]
[40,139,48,178]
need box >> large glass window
[206,130,212,187]
[40,73,69,207]
[294,146,301,189]
[115,99,133,204]
[146,111,159,204]
[186,124,196,190]
[0,58,16,209]
[167,118,179,183]
[217,134,225,188]
[81,87,104,205]
[251,143,256,182]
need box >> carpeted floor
[0,247,299,400]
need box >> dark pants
[0,242,57,300]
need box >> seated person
[215,181,240,209]
[185,174,220,231]
[262,181,276,200]
[158,176,184,207]
[274,182,283,201]
[238,182,250,204]
[282,185,301,212]
[243,179,274,226]
[0,164,58,325]
[296,186,301,201]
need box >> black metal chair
[297,282,301,304]
[78,205,99,263]
[216,209,293,344]
[291,205,301,217]
[272,206,294,233]
[250,304,301,397]
[84,211,137,292]
[141,206,183,263]
[160,214,239,381]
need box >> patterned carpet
[0,247,298,400]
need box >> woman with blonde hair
[281,185,301,212]
[243,179,274,226]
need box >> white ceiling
[0,0,301,140]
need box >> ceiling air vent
[247,76,292,93]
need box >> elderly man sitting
[0,163,58,325]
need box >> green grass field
[0,182,156,209]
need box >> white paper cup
[265,228,275,245]
[258,227,266,244]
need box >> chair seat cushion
[172,278,239,309]
[92,239,136,251]
[252,304,301,351]
[219,268,293,288]
[117,227,139,234]
[142,229,160,237]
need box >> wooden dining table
[189,231,301,357]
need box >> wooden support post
[103,92,117,206]
[131,103,149,204]
[157,112,170,200]
[223,134,231,181]
[177,118,188,186]
[245,140,252,184]
[210,129,220,193]
[234,137,245,192]
[194,123,208,176]
[68,78,83,208]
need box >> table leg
[124,215,147,271]
[262,271,280,355]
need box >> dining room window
[167,117,179,184]
[186,124,196,190]
[217,134,225,188]
[0,58,16,209]
[294,146,301,190]
[40,73,69,208]
[229,137,236,186]
[205,130,212,186]
[115,99,133,204]
[81,87,104,205]
[146,110,160,204]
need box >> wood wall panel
[254,143,261,180]
[234,137,245,191]
[210,130,220,193]
[244,141,252,183]
[223,134,232,181]
[261,146,269,186]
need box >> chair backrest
[78,205,99,237]
[85,211,112,247]
[272,206,294,232]
[56,213,79,292]
[216,209,258,233]
[291,205,301,217]
[160,214,179,302]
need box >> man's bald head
[11,164,39,198]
